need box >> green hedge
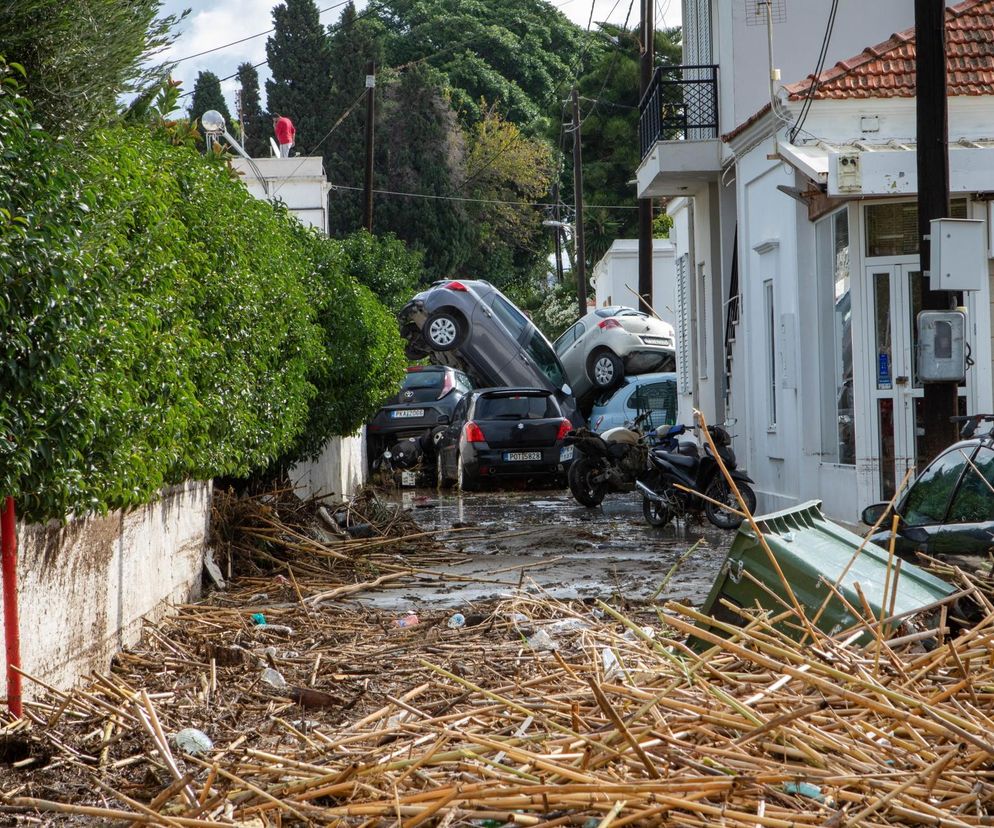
[0,64,406,522]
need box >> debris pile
[3,558,994,825]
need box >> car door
[556,320,587,388]
[488,293,545,387]
[439,394,472,476]
[929,445,994,557]
[457,289,522,385]
[895,447,971,555]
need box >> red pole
[1,497,22,718]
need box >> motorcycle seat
[652,450,696,469]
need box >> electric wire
[788,0,839,142]
[328,183,647,210]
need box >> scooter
[636,423,757,529]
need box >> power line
[329,183,649,211]
[788,0,838,142]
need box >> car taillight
[556,419,572,440]
[445,280,468,291]
[437,371,454,399]
[598,318,622,330]
[464,421,486,443]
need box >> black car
[436,388,574,490]
[862,423,994,557]
[367,366,473,461]
[398,279,582,426]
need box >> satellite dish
[201,109,225,133]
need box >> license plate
[559,445,574,462]
[642,336,672,346]
[504,451,542,462]
[391,409,425,418]
[400,471,417,487]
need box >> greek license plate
[504,451,542,462]
[559,445,574,462]
[642,336,671,346]
[391,409,425,418]
[400,471,417,487]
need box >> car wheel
[425,311,464,351]
[436,452,455,488]
[456,452,478,492]
[587,349,623,390]
[704,479,757,530]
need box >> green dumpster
[697,500,955,644]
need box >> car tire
[704,479,757,530]
[587,349,623,391]
[437,452,455,488]
[568,458,607,507]
[456,452,478,492]
[424,310,464,351]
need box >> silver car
[554,306,676,403]
[398,279,581,423]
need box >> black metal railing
[639,64,719,158]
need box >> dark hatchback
[436,388,574,490]
[366,366,472,456]
[863,430,994,557]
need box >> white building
[230,155,331,233]
[637,0,994,521]
[591,238,677,329]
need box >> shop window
[866,199,968,257]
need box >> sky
[156,0,681,118]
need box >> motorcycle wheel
[642,495,673,528]
[704,479,757,530]
[568,458,608,507]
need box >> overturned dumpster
[698,500,955,643]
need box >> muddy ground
[350,483,732,612]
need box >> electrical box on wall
[929,218,986,291]
[917,310,967,382]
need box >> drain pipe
[1,497,22,718]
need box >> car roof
[474,386,552,397]
[620,371,677,386]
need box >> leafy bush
[338,229,422,314]
[0,64,406,522]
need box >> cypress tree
[188,70,231,128]
[235,63,268,157]
[265,0,334,155]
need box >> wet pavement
[349,484,733,612]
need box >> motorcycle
[636,423,757,529]
[565,412,678,507]
[373,427,446,478]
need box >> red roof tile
[784,0,994,100]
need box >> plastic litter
[174,728,213,756]
[447,613,466,629]
[525,629,558,651]
[783,782,825,802]
[260,667,287,689]
[547,618,590,634]
[601,647,620,677]
[250,613,266,625]
[255,623,294,636]
[394,612,420,629]
[622,625,656,642]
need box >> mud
[349,484,733,611]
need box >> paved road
[351,485,733,612]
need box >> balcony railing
[639,64,719,158]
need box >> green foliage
[508,279,579,342]
[338,230,423,314]
[236,63,268,157]
[188,70,231,129]
[0,65,405,522]
[0,0,182,131]
[266,0,336,153]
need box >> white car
[553,306,676,403]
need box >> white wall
[230,156,329,233]
[1,482,210,698]
[289,433,367,503]
[592,239,677,329]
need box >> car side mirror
[562,383,572,396]
[437,415,450,425]
[861,502,893,526]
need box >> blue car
[588,372,678,434]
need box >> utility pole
[638,0,654,310]
[571,86,587,318]
[551,181,564,283]
[916,0,957,461]
[235,89,244,147]
[363,62,376,233]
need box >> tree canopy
[188,70,231,127]
[236,62,268,157]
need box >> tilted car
[862,418,994,557]
[588,371,678,434]
[398,279,581,425]
[366,365,473,462]
[554,306,676,405]
[435,388,574,490]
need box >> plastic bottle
[447,613,466,629]
[394,612,420,628]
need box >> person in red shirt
[272,114,296,158]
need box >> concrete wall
[1,481,211,698]
[230,156,329,233]
[591,239,677,329]
[289,432,367,503]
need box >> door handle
[895,376,909,385]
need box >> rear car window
[401,371,445,390]
[476,394,558,420]
[946,447,994,523]
[626,380,677,428]
[524,330,566,387]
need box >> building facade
[591,238,677,329]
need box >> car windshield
[946,446,994,523]
[477,394,557,420]
[902,448,970,525]
[524,329,566,387]
[401,371,444,390]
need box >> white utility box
[917,310,967,382]
[929,218,986,291]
